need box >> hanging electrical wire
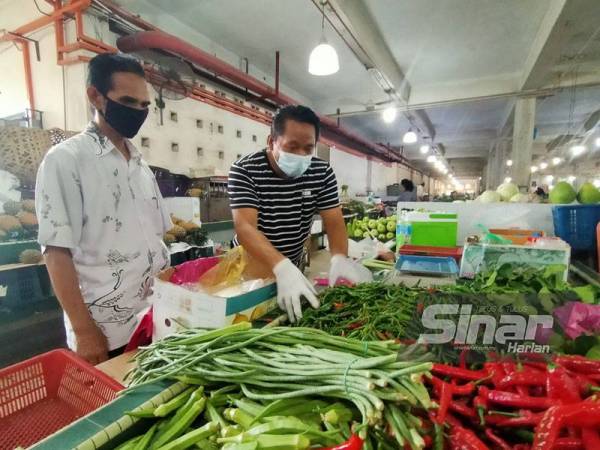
[32,0,51,17]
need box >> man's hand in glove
[272,258,319,323]
[328,254,373,287]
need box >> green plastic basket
[410,220,458,247]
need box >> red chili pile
[426,355,600,450]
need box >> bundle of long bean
[128,323,434,448]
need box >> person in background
[416,182,425,201]
[228,105,372,322]
[397,178,418,202]
[36,53,171,364]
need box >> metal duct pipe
[116,29,411,165]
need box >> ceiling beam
[321,0,436,140]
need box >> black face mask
[100,95,148,138]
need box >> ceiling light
[504,177,512,183]
[308,41,339,76]
[552,157,562,166]
[506,159,513,167]
[382,106,397,124]
[531,166,538,173]
[539,162,548,170]
[570,145,586,156]
[593,179,600,188]
[419,145,430,154]
[403,129,418,144]
[427,155,437,163]
[567,175,576,183]
[545,175,554,182]
[595,137,600,148]
[308,3,339,76]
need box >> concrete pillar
[512,97,536,188]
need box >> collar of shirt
[83,121,142,161]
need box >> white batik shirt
[36,122,171,350]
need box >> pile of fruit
[549,181,600,205]
[346,216,396,242]
[164,214,208,247]
[0,199,38,241]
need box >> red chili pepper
[480,387,558,410]
[422,435,433,448]
[434,379,453,424]
[498,370,547,389]
[581,428,600,450]
[484,362,506,388]
[551,438,583,450]
[473,394,489,425]
[491,410,545,427]
[318,434,363,450]
[459,348,469,369]
[554,355,600,375]
[547,366,581,405]
[432,363,489,381]
[346,321,363,330]
[429,376,475,396]
[333,302,345,310]
[449,401,476,419]
[448,426,490,450]
[533,402,600,450]
[484,429,511,450]
[514,445,531,450]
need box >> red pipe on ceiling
[116,30,411,165]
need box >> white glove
[328,254,373,287]
[272,258,319,323]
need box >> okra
[154,387,196,417]
[151,397,207,449]
[232,398,263,418]
[223,408,255,429]
[133,422,158,450]
[221,442,258,450]
[255,434,310,450]
[220,425,243,438]
[155,421,219,450]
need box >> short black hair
[271,105,320,141]
[87,53,145,95]
[401,179,415,192]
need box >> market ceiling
[115,0,600,178]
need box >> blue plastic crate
[552,204,600,251]
[395,254,459,277]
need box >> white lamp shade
[308,42,339,76]
[419,145,430,154]
[382,107,397,123]
[403,130,417,144]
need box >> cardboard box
[153,275,277,340]
[459,241,570,281]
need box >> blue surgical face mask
[276,150,312,178]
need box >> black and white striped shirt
[228,150,339,266]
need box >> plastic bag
[477,224,512,245]
[169,256,220,285]
[198,246,273,294]
[554,301,600,339]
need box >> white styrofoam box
[397,201,556,243]
[164,197,201,225]
[153,276,277,341]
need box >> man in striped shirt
[228,105,372,322]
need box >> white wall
[132,98,269,176]
[330,148,368,196]
[1,2,443,190]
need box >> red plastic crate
[0,349,123,449]
[398,244,463,263]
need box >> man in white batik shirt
[36,54,171,364]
